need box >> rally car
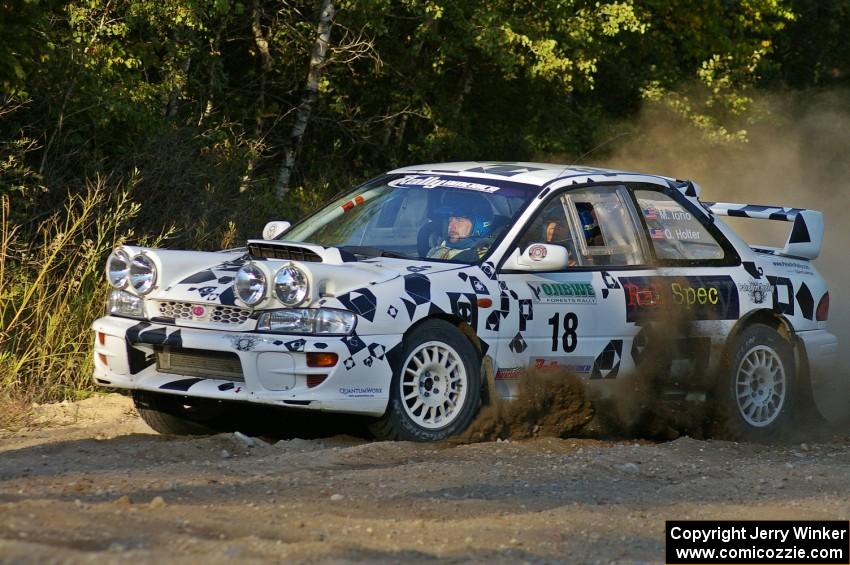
[92,162,839,441]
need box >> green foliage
[0,176,173,401]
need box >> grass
[0,174,173,403]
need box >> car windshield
[282,174,538,263]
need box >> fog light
[98,353,108,367]
[306,375,327,388]
[307,352,338,368]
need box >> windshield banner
[387,174,536,196]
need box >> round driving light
[106,249,131,289]
[274,264,309,306]
[129,253,157,294]
[235,263,266,305]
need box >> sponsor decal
[532,356,594,376]
[527,281,597,304]
[228,336,258,351]
[528,244,547,261]
[495,367,523,380]
[191,305,206,317]
[339,387,382,398]
[738,282,773,304]
[772,259,814,276]
[620,275,740,322]
[387,175,501,193]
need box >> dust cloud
[591,90,850,424]
[461,301,707,443]
[460,369,594,442]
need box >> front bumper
[91,316,399,416]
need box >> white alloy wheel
[735,345,787,427]
[400,341,469,430]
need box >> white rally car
[92,162,839,441]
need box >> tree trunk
[165,54,192,119]
[241,0,273,193]
[274,0,335,200]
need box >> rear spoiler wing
[705,203,823,260]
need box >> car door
[629,185,743,380]
[494,184,656,398]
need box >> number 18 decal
[548,312,578,352]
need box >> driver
[427,195,494,261]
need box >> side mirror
[503,244,570,271]
[262,221,291,240]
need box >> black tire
[719,324,797,441]
[132,390,227,435]
[369,320,482,441]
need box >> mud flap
[480,356,497,406]
[798,331,845,423]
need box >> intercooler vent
[248,242,322,262]
[155,348,244,381]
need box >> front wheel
[369,320,482,441]
[720,324,797,441]
[132,391,229,435]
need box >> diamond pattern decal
[509,332,527,354]
[630,330,648,366]
[341,335,366,355]
[368,343,387,360]
[795,282,814,320]
[338,288,378,322]
[591,340,623,379]
[284,338,306,352]
[404,274,432,305]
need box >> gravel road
[1,394,849,564]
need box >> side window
[563,186,646,267]
[516,185,646,267]
[634,190,724,261]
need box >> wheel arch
[403,314,485,358]
[725,309,810,388]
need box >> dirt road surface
[1,394,849,564]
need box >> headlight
[106,289,144,318]
[274,264,309,306]
[257,308,356,334]
[106,249,131,289]
[235,263,266,305]
[315,308,357,334]
[129,253,157,294]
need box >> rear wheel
[720,324,797,440]
[370,320,482,441]
[132,390,229,435]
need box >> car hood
[121,241,463,308]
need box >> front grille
[156,301,250,325]
[156,348,244,381]
[248,242,322,262]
